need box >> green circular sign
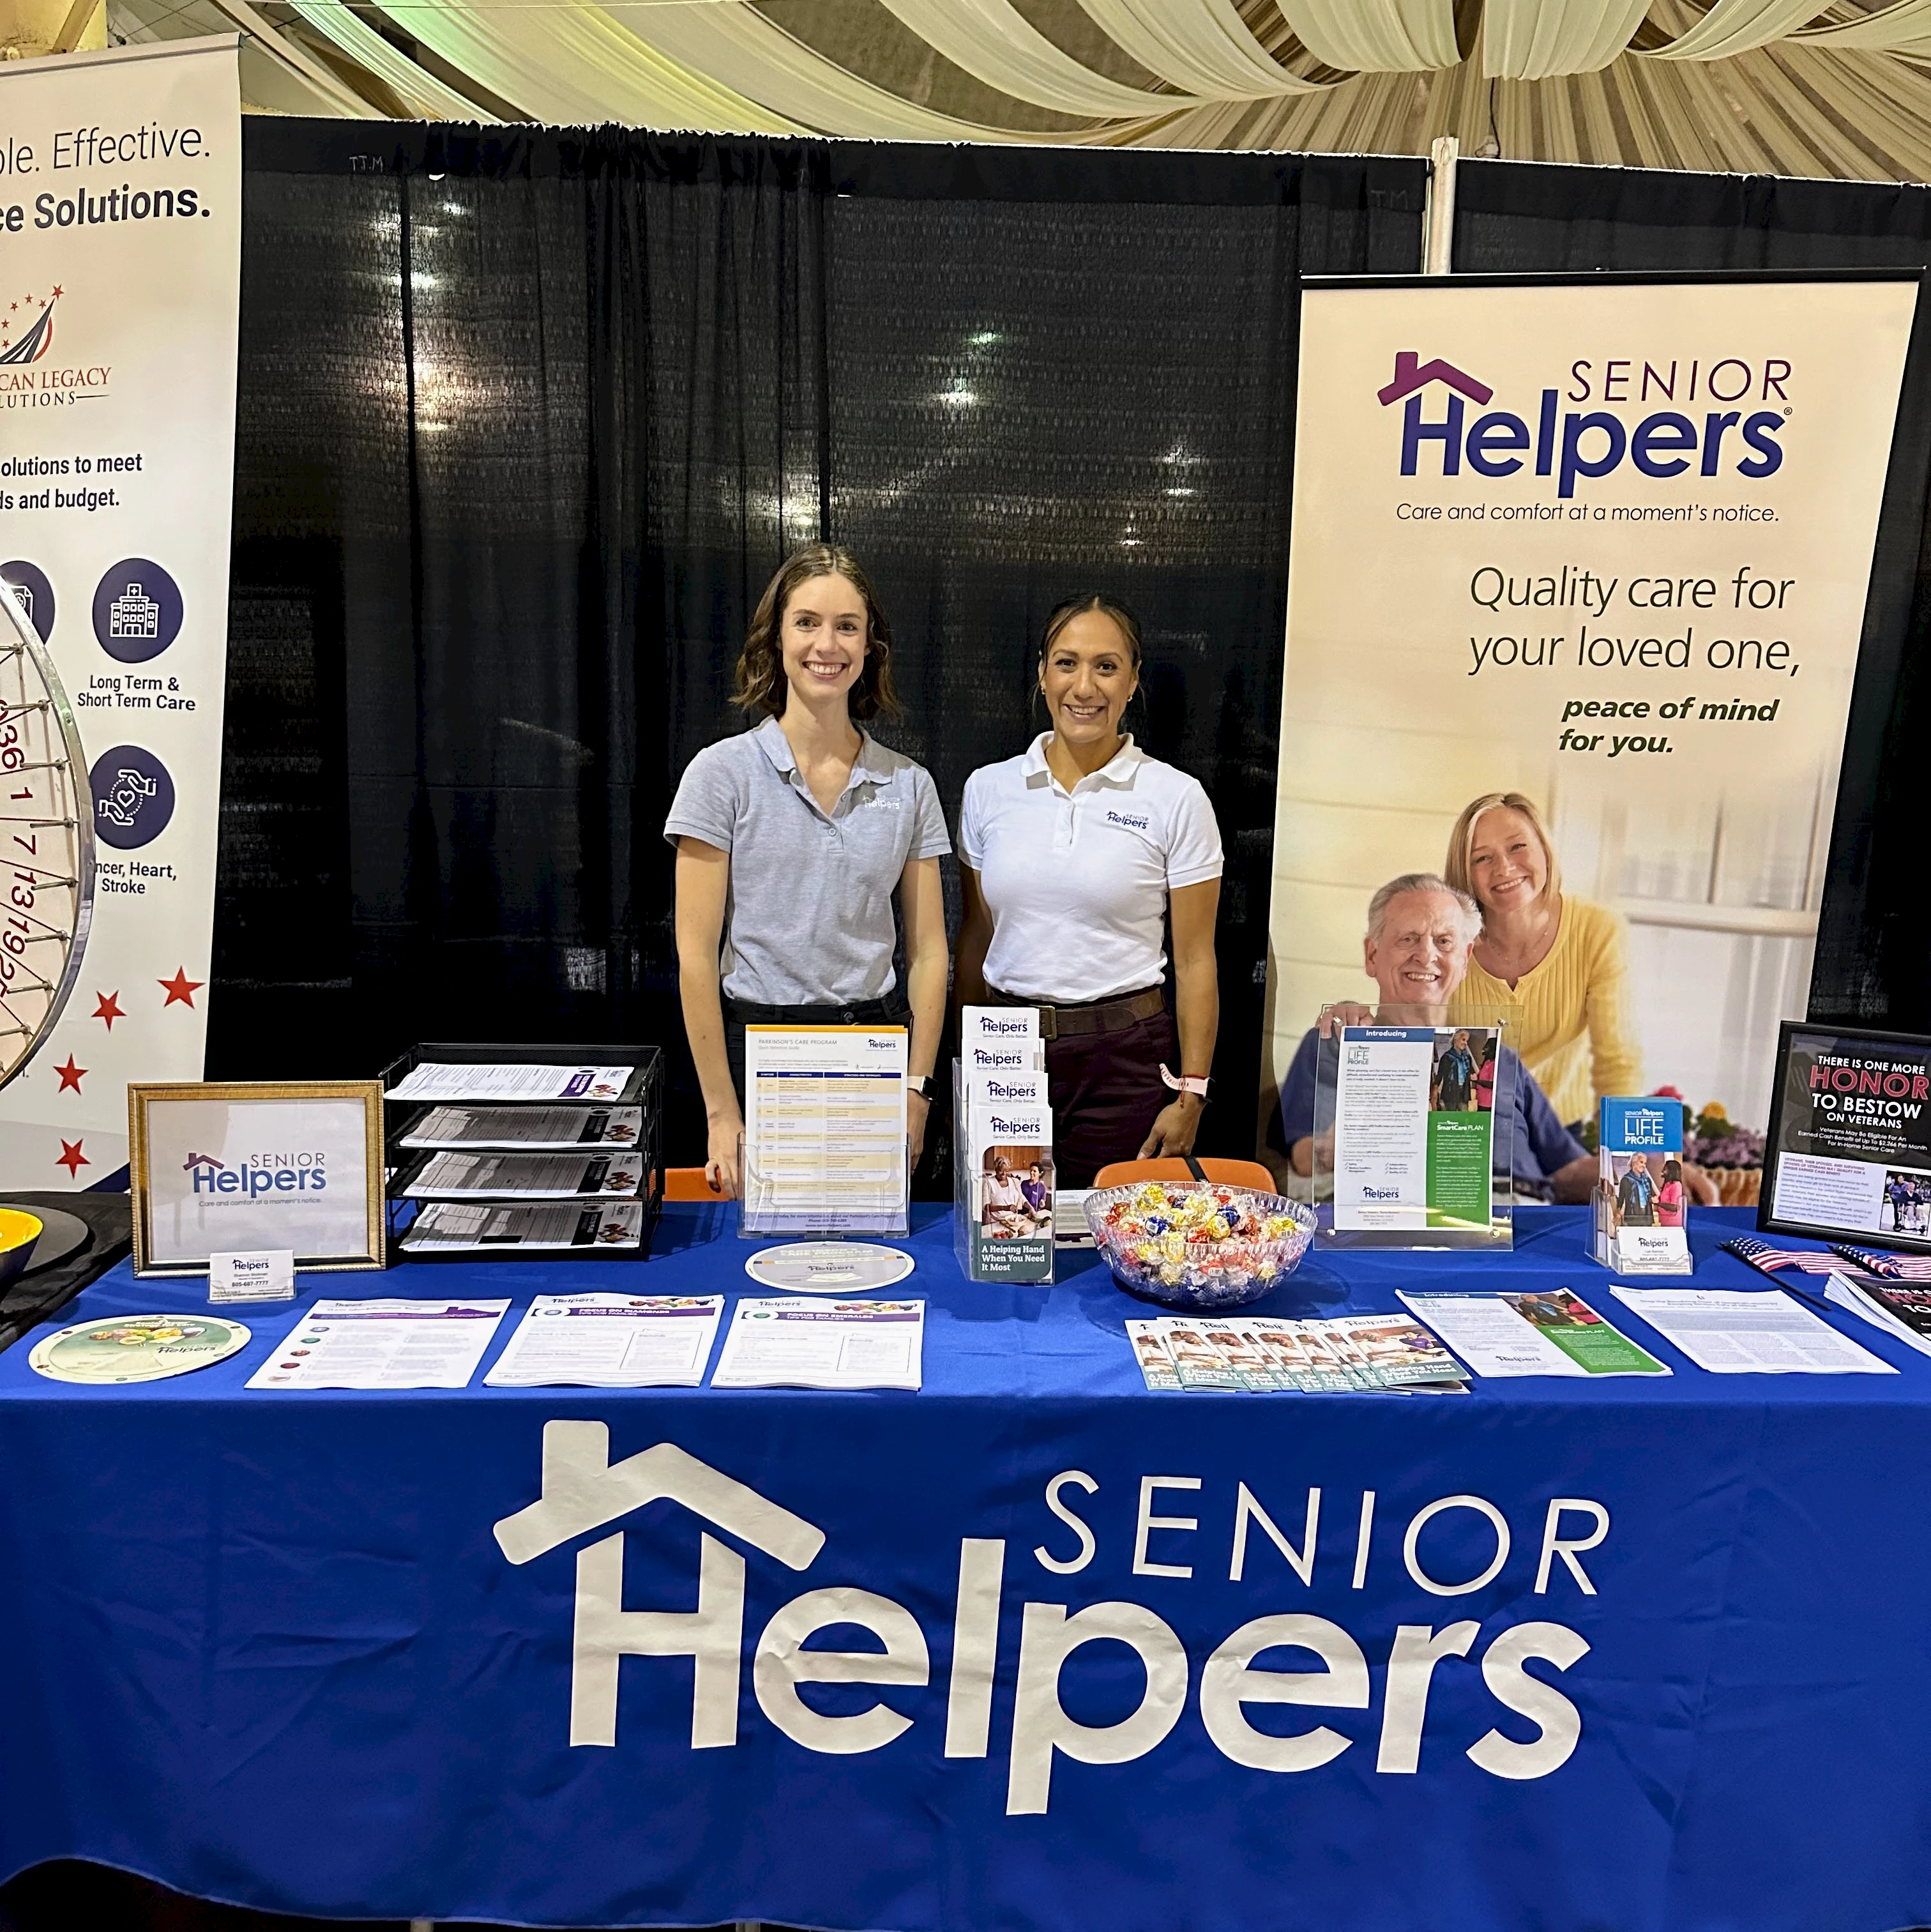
[30,1312,250,1385]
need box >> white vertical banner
[0,36,239,1189]
[1265,275,1919,1153]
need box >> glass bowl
[1083,1181,1316,1311]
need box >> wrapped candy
[1086,1180,1315,1309]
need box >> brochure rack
[951,1059,1054,1283]
[379,1042,664,1261]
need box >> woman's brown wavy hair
[732,544,901,721]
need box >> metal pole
[1421,133,1460,275]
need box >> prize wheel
[0,579,92,1092]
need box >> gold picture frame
[128,1080,386,1277]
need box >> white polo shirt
[958,734,1222,1003]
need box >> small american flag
[1831,1244,1931,1281]
[1723,1235,1864,1279]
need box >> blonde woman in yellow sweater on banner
[1443,791,1641,1128]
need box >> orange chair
[1091,1156,1280,1193]
[659,1166,724,1202]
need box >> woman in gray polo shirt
[666,544,950,1197]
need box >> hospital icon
[108,583,160,641]
[92,557,182,663]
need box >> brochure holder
[738,1130,912,1239]
[1308,1005,1517,1251]
[1592,1095,1693,1275]
[952,1059,1055,1283]
[737,1023,914,1238]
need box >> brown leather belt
[984,984,1165,1042]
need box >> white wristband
[1160,1065,1211,1099]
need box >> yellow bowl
[0,1208,42,1288]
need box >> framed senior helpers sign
[130,1081,386,1276]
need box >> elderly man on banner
[1274,871,1598,1203]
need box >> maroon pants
[1044,1006,1178,1189]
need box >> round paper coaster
[29,1312,251,1385]
[743,1242,915,1294]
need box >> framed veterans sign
[1759,1023,1931,1251]
[129,1081,385,1275]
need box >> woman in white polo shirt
[955,593,1222,1187]
[666,544,950,1197]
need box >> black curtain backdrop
[215,129,1931,1179]
[217,124,1424,1175]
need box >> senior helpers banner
[1264,273,1920,1178]
[0,37,239,1189]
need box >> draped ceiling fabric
[102,0,1931,179]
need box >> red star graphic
[53,1054,84,1093]
[49,285,60,298]
[92,989,124,1030]
[55,1138,87,1178]
[160,967,203,1008]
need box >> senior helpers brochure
[1333,1026,1495,1231]
[1399,1288,1669,1377]
[486,1295,723,1387]
[713,1298,924,1390]
[248,1299,510,1389]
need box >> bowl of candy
[1084,1181,1316,1311]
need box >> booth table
[1,1203,1927,1932]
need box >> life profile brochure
[1593,1096,1692,1275]
[1759,1021,1931,1252]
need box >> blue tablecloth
[1,1203,1927,1932]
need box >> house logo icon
[1377,351,1493,408]
[183,1152,225,1173]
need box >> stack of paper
[400,1105,643,1150]
[400,1201,644,1252]
[1400,1288,1669,1377]
[712,1298,923,1390]
[387,1062,632,1103]
[485,1294,723,1387]
[1824,1274,1931,1359]
[248,1298,510,1389]
[404,1151,645,1200]
[1126,1312,1466,1393]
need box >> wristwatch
[908,1074,934,1101]
[1161,1065,1212,1100]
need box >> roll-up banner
[1264,274,1921,1185]
[0,36,239,1189]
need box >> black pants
[1042,1006,1178,1190]
[723,994,912,1111]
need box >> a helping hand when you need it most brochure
[484,1294,723,1387]
[711,1298,925,1390]
[1399,1288,1670,1377]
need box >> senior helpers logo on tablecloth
[494,1425,1607,1812]
[0,37,239,1187]
[1264,275,1920,1168]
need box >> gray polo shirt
[664,715,951,1004]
